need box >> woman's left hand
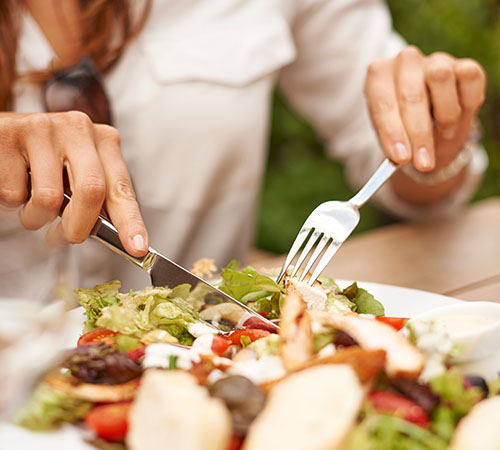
[364,46,486,173]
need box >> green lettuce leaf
[487,376,500,397]
[354,288,385,316]
[344,369,482,449]
[326,292,356,313]
[344,413,448,450]
[75,280,121,332]
[251,291,282,320]
[341,282,385,316]
[77,282,199,346]
[249,333,280,357]
[313,332,335,353]
[114,334,141,353]
[317,275,341,290]
[219,261,282,304]
[429,368,482,441]
[14,382,93,430]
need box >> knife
[62,193,279,333]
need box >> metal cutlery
[62,193,279,333]
[277,158,398,285]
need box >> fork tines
[276,227,342,286]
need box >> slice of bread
[449,395,500,450]
[127,370,231,450]
[44,374,138,402]
[243,364,363,450]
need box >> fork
[276,158,398,285]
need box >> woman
[0,0,487,297]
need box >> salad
[11,261,500,450]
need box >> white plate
[0,281,462,449]
[336,280,462,317]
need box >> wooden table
[249,197,500,302]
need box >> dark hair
[0,0,151,110]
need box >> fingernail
[417,147,433,170]
[131,234,147,252]
[442,126,456,140]
[394,142,411,161]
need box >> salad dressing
[143,344,200,370]
[429,315,497,337]
[228,356,286,384]
[191,334,215,354]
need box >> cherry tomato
[228,329,270,346]
[211,336,231,356]
[369,390,429,427]
[375,317,409,331]
[127,345,147,363]
[84,401,132,441]
[78,328,117,347]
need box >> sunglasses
[42,56,113,126]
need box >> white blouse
[0,0,486,298]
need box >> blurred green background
[256,0,500,254]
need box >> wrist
[401,130,480,187]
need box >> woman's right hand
[0,111,149,257]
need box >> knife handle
[62,193,154,272]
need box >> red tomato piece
[227,434,243,450]
[78,328,117,347]
[241,316,276,332]
[369,390,429,427]
[211,336,231,356]
[127,345,147,363]
[228,329,270,346]
[84,401,132,441]
[375,317,409,331]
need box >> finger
[365,58,412,164]
[425,55,461,140]
[455,59,487,114]
[19,115,64,230]
[46,111,106,245]
[95,124,149,257]
[395,46,435,171]
[45,218,67,247]
[0,119,28,208]
[0,154,28,209]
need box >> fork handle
[348,158,398,208]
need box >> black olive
[390,378,440,414]
[209,375,266,436]
[334,331,358,348]
[63,343,141,385]
[465,375,489,396]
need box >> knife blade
[62,193,279,333]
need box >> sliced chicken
[449,396,500,450]
[286,278,328,310]
[310,310,423,379]
[279,292,313,371]
[243,365,363,450]
[127,370,231,450]
[260,347,385,392]
[298,346,386,384]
